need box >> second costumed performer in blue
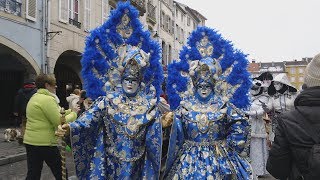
[164,27,253,179]
[56,2,165,179]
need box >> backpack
[296,109,320,180]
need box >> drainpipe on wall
[173,2,176,60]
[157,0,162,46]
[41,0,46,74]
[45,0,51,74]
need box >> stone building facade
[48,0,206,107]
[0,0,44,125]
[284,58,312,90]
[0,0,206,125]
[248,58,313,90]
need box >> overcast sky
[177,0,320,62]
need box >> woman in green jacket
[24,74,78,180]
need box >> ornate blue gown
[69,91,162,179]
[165,97,252,179]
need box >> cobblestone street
[0,152,76,180]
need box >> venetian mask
[121,58,141,96]
[196,81,213,100]
[122,75,140,96]
[273,81,283,91]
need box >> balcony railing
[69,18,81,29]
[110,0,146,16]
[147,1,156,24]
[0,0,22,16]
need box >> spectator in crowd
[267,53,320,179]
[24,74,78,180]
[66,88,80,110]
[13,79,37,142]
[76,90,90,116]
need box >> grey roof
[260,62,285,68]
[284,58,312,66]
[174,1,207,22]
[174,1,187,14]
[259,62,286,73]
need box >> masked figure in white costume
[247,79,270,178]
[267,73,297,142]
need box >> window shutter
[59,0,69,23]
[101,0,105,24]
[26,0,37,21]
[172,20,175,34]
[101,0,109,24]
[168,17,171,33]
[84,0,91,31]
[165,15,168,31]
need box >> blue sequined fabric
[165,98,252,179]
[70,94,162,179]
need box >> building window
[69,0,79,21]
[193,22,197,29]
[84,0,91,31]
[181,28,184,43]
[168,17,172,33]
[26,0,37,21]
[165,15,170,31]
[299,67,304,74]
[59,0,69,23]
[187,16,190,26]
[171,20,175,35]
[0,0,22,16]
[290,76,296,82]
[67,0,81,28]
[147,0,156,23]
[168,45,172,64]
[175,9,178,17]
[290,68,296,74]
[176,24,179,41]
[162,41,167,65]
[160,11,165,28]
[101,0,109,24]
[181,13,183,23]
[299,76,304,82]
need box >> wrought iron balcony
[69,18,81,29]
[147,1,156,25]
[110,0,146,16]
[0,0,22,16]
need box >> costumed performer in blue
[55,2,165,179]
[164,27,253,180]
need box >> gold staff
[60,107,67,180]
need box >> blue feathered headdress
[167,26,251,110]
[80,1,163,100]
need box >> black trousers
[25,144,63,180]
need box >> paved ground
[0,154,76,180]
[0,128,276,180]
[0,128,76,180]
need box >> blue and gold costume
[165,27,253,179]
[69,2,163,179]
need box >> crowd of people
[11,2,320,180]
